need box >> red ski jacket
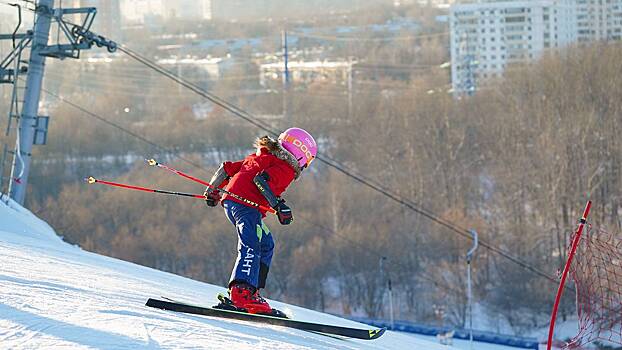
[220,147,297,217]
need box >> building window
[506,16,526,23]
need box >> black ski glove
[275,200,293,225]
[204,163,229,207]
[204,189,221,207]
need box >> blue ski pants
[223,200,274,289]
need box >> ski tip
[217,293,228,302]
[145,298,162,308]
[146,298,179,310]
[146,158,158,166]
[85,176,96,184]
[368,327,387,340]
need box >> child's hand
[204,189,221,207]
[275,200,293,225]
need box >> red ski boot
[229,282,273,315]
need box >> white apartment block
[163,0,212,21]
[121,0,212,25]
[450,0,577,95]
[415,0,457,8]
[576,0,622,41]
[259,61,354,87]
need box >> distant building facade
[259,60,354,87]
[576,0,622,41]
[120,0,211,25]
[74,0,122,40]
[162,0,212,21]
[450,0,622,95]
[156,56,235,80]
[450,0,576,95]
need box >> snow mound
[0,196,453,349]
[0,195,62,244]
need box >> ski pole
[86,176,206,199]
[146,159,276,214]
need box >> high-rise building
[450,0,622,95]
[71,0,122,39]
[163,0,212,21]
[120,0,211,24]
[120,0,164,25]
[576,0,622,41]
[450,0,576,95]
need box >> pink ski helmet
[278,127,317,169]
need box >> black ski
[145,298,386,340]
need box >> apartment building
[576,0,622,41]
[120,0,212,25]
[259,60,354,88]
[450,0,576,94]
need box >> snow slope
[0,196,454,349]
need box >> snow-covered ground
[0,196,454,349]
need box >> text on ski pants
[223,200,274,288]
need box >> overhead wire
[36,85,459,295]
[14,22,459,293]
[115,44,562,286]
[39,86,210,174]
[44,74,423,96]
[289,31,450,42]
[298,215,465,295]
[45,70,260,84]
[5,3,563,286]
[117,44,278,135]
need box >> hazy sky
[0,4,33,28]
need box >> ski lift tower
[0,0,116,205]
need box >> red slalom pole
[146,159,276,215]
[546,200,592,350]
[86,176,206,199]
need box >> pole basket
[560,225,622,349]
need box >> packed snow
[0,195,455,349]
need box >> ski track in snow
[0,199,453,349]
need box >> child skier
[204,128,317,315]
